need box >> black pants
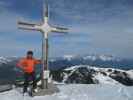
[23,72,37,93]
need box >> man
[17,50,41,94]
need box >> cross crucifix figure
[17,1,68,89]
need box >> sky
[0,0,133,59]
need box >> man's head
[27,50,33,59]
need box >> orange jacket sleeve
[17,59,26,68]
[34,59,41,64]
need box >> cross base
[32,82,59,96]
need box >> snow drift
[0,84,133,100]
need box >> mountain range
[0,54,132,86]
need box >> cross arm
[51,26,69,33]
[17,21,40,31]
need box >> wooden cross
[17,1,68,89]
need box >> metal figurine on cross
[17,1,68,89]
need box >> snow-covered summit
[52,65,133,86]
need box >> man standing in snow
[17,50,41,95]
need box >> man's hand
[35,59,42,64]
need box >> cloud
[0,3,42,57]
[0,1,11,7]
[0,0,133,58]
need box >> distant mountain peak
[62,54,121,62]
[83,54,120,62]
[0,56,18,65]
[63,55,80,61]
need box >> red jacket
[17,58,40,73]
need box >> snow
[63,55,78,61]
[83,54,120,61]
[99,54,114,61]
[0,56,132,100]
[50,59,56,62]
[62,65,133,86]
[0,84,133,100]
[0,65,133,100]
[94,73,120,85]
[64,65,124,73]
[0,57,11,64]
[0,56,17,65]
[83,55,97,61]
[127,70,133,79]
[1,64,133,100]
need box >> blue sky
[0,0,133,58]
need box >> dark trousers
[23,72,37,93]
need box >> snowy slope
[0,65,133,100]
[51,65,133,86]
[0,84,133,100]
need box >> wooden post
[41,32,49,89]
[41,33,45,89]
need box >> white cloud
[0,4,41,57]
[0,0,133,58]
[0,1,11,7]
